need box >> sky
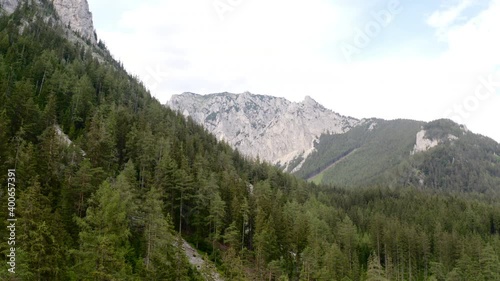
[87,0,500,142]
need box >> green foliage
[423,119,465,140]
[296,118,500,195]
[15,180,69,280]
[1,4,500,281]
[72,181,133,280]
[366,253,388,281]
[297,119,424,187]
[409,132,500,194]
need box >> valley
[1,1,500,280]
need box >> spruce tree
[141,186,176,280]
[366,252,388,281]
[73,181,133,280]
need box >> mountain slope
[299,119,424,186]
[299,118,500,194]
[2,2,500,281]
[170,94,500,194]
[1,0,97,44]
[168,92,359,171]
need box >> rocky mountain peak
[52,0,96,44]
[0,0,18,13]
[302,95,321,108]
[0,0,97,44]
[168,92,360,171]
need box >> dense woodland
[1,4,500,281]
[296,119,500,195]
[295,119,424,186]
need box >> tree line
[1,6,500,280]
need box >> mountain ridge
[0,0,97,44]
[3,3,500,280]
[168,91,360,171]
[169,92,500,193]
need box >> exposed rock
[182,239,224,281]
[168,92,360,169]
[55,125,72,146]
[368,122,378,131]
[52,0,96,44]
[0,0,18,13]
[412,129,458,154]
[412,130,440,154]
[0,0,96,44]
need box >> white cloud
[92,0,500,142]
[100,0,354,105]
[426,0,473,29]
[441,0,500,68]
[425,0,500,142]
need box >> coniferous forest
[1,4,500,281]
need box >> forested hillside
[1,4,500,281]
[296,119,500,195]
[296,119,423,186]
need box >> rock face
[0,0,18,13]
[0,0,96,44]
[412,130,440,154]
[168,92,360,170]
[52,0,96,44]
[412,129,459,154]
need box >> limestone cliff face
[0,0,96,44]
[52,0,96,44]
[411,129,459,155]
[168,92,360,170]
[0,0,18,13]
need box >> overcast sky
[87,0,500,142]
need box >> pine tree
[43,93,58,127]
[366,252,388,281]
[240,197,250,250]
[320,243,349,281]
[84,111,117,173]
[480,244,500,281]
[70,159,104,217]
[222,247,246,280]
[70,74,95,129]
[0,110,10,173]
[17,180,68,280]
[141,186,176,280]
[36,124,66,193]
[338,216,358,277]
[429,261,446,281]
[208,191,226,261]
[73,181,133,280]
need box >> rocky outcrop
[0,0,96,44]
[52,0,96,44]
[182,239,223,281]
[0,0,19,13]
[412,130,440,154]
[412,129,458,154]
[168,92,360,169]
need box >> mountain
[169,93,500,194]
[300,118,500,192]
[168,92,359,171]
[1,0,97,44]
[3,2,500,280]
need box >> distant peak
[180,92,199,96]
[0,0,97,44]
[302,95,321,107]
